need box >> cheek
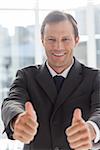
[44,42,53,49]
[45,48,51,57]
[65,42,76,50]
[65,47,73,57]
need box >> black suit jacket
[1,58,100,150]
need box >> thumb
[25,101,36,120]
[72,108,82,124]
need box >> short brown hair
[41,10,79,38]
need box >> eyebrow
[46,35,71,38]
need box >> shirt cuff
[10,121,14,132]
[87,120,100,143]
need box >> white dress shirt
[46,60,100,143]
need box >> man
[1,11,100,150]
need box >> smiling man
[41,17,79,73]
[1,11,100,150]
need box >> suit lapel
[36,59,83,113]
[52,59,83,115]
[35,63,57,103]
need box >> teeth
[53,53,64,56]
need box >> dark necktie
[53,75,65,93]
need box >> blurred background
[0,0,100,149]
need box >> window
[0,0,100,149]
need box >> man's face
[42,20,79,72]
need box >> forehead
[44,20,74,36]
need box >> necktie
[53,75,65,93]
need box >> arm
[66,108,96,150]
[1,69,30,139]
[12,102,38,144]
[66,70,100,150]
[87,120,100,143]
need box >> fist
[13,102,39,144]
[65,108,95,150]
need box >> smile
[52,53,65,57]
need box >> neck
[49,62,72,74]
[47,58,74,74]
[51,66,69,74]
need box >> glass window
[39,0,88,9]
[96,39,100,68]
[0,0,36,9]
[74,41,87,65]
[0,10,37,150]
[95,7,100,34]
[75,9,87,35]
[0,1,100,149]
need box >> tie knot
[53,75,65,93]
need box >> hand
[65,108,96,150]
[13,102,39,144]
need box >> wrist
[11,115,19,130]
[87,122,96,141]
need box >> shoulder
[74,58,100,78]
[81,63,100,75]
[15,64,43,79]
[20,64,43,73]
[79,61,100,82]
[74,57,99,73]
[21,64,42,72]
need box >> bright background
[0,0,100,149]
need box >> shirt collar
[46,59,74,78]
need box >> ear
[41,35,44,44]
[75,36,79,46]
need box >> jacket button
[55,147,59,150]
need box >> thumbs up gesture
[13,102,38,144]
[65,108,96,150]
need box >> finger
[66,121,85,136]
[13,133,32,144]
[14,121,37,136]
[13,126,37,142]
[69,137,92,150]
[67,128,90,143]
[72,108,82,124]
[74,143,92,150]
[26,120,39,130]
[25,102,37,120]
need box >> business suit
[1,58,100,150]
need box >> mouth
[52,52,66,57]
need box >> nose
[55,41,64,50]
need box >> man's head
[41,11,79,73]
[41,11,79,39]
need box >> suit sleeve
[1,69,30,139]
[89,70,100,148]
[89,70,100,127]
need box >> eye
[48,38,56,42]
[62,38,70,42]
